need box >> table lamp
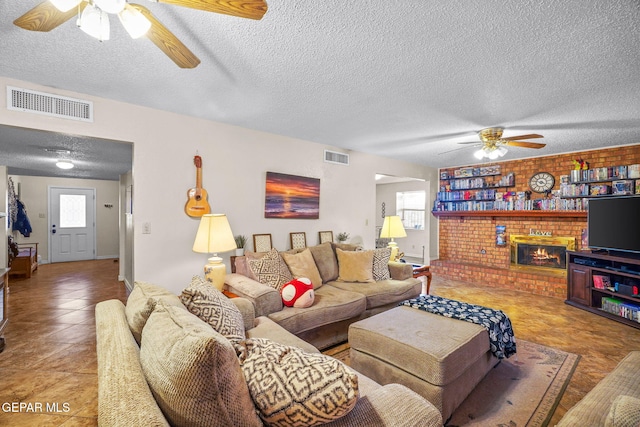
[380,215,407,262]
[192,214,237,291]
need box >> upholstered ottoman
[348,305,498,421]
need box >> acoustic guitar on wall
[185,155,211,217]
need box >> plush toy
[281,278,315,308]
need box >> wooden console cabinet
[567,250,640,329]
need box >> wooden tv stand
[567,250,640,329]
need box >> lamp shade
[192,214,236,254]
[380,216,407,239]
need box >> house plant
[234,235,247,256]
[337,232,350,243]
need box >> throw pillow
[605,395,640,427]
[280,278,315,308]
[180,276,245,344]
[140,302,261,427]
[308,242,339,283]
[372,247,392,281]
[336,248,375,283]
[281,248,323,289]
[248,248,293,291]
[235,338,359,426]
[125,281,184,344]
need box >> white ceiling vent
[324,149,349,166]
[7,86,93,122]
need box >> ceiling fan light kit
[78,4,111,41]
[15,0,268,68]
[474,145,508,160]
[118,4,152,38]
[94,0,126,14]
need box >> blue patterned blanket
[400,295,517,359]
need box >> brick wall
[432,144,640,298]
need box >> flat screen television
[587,196,640,255]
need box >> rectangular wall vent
[7,86,93,122]
[324,149,349,166]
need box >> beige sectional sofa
[557,351,640,426]
[96,279,443,426]
[226,242,422,349]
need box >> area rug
[324,339,579,427]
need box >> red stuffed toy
[281,278,315,308]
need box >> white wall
[8,175,120,263]
[0,76,437,294]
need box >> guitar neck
[196,166,203,190]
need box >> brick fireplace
[431,215,582,298]
[510,235,576,272]
[430,144,640,299]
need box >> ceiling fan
[13,0,268,68]
[444,127,546,160]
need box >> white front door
[49,187,96,263]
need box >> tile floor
[1,259,640,425]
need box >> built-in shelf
[431,210,587,218]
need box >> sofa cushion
[125,281,184,344]
[372,248,392,281]
[605,395,640,427]
[267,285,367,335]
[235,338,359,426]
[336,248,374,283]
[140,302,261,427]
[327,278,421,309]
[281,248,323,289]
[180,276,245,343]
[308,242,340,283]
[248,248,293,290]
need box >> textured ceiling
[1,0,640,180]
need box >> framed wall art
[253,234,273,252]
[264,172,320,219]
[290,232,307,249]
[319,230,333,243]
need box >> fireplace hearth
[510,235,576,271]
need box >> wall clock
[529,172,555,193]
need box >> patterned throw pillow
[372,247,392,281]
[248,248,293,291]
[180,276,245,344]
[235,338,359,426]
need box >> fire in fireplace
[510,235,576,271]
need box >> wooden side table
[413,265,432,295]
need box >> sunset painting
[265,172,320,219]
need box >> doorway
[49,187,96,263]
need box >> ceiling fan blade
[14,1,86,32]
[156,0,268,20]
[503,141,546,149]
[502,134,544,141]
[457,141,482,145]
[131,4,200,68]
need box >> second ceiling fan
[14,0,268,68]
[455,127,546,160]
